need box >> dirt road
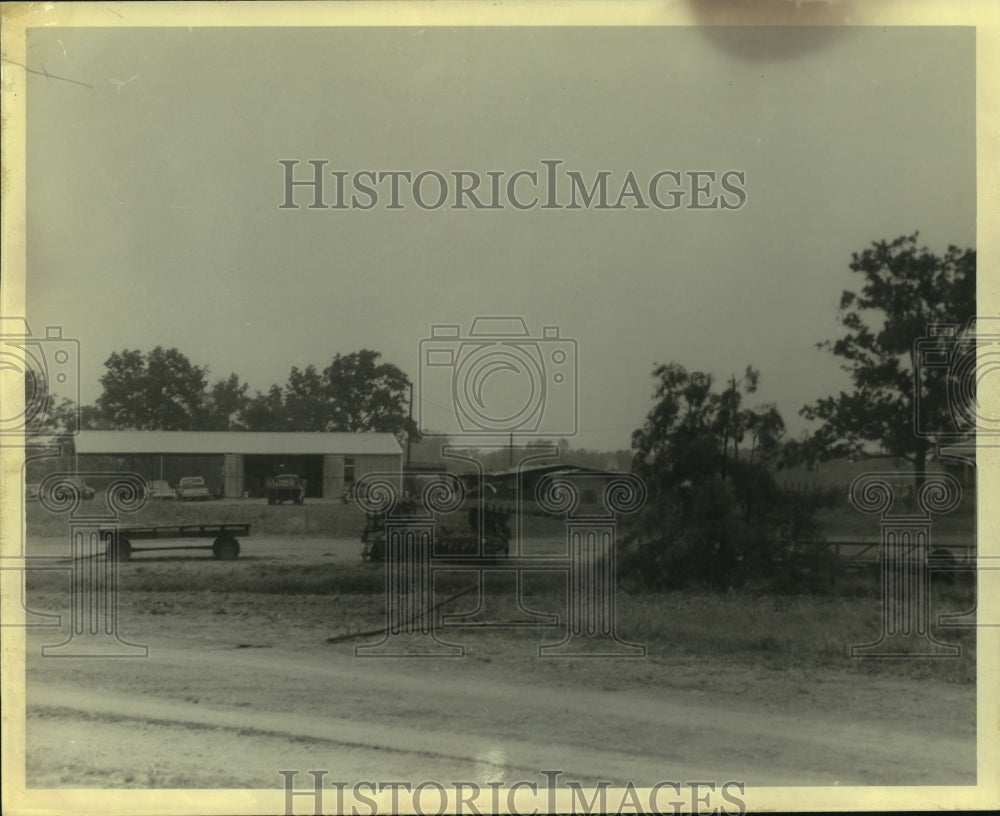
[25,621,975,789]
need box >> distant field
[23,494,570,541]
[813,505,976,542]
[24,487,976,544]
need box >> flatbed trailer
[101,523,250,561]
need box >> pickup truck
[266,474,306,505]
[176,476,212,501]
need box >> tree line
[30,348,417,442]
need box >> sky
[23,25,976,450]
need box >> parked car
[148,480,175,500]
[265,473,306,505]
[176,476,212,501]
[32,478,96,501]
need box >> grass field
[23,552,978,684]
[22,490,978,685]
[24,489,977,541]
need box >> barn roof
[73,431,402,456]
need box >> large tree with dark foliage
[203,373,251,430]
[323,350,414,435]
[800,233,976,483]
[86,347,249,431]
[22,368,80,436]
[241,384,287,432]
[242,349,416,440]
[623,363,820,590]
[94,347,209,430]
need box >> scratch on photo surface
[0,57,93,89]
[110,72,140,93]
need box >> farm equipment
[266,474,306,505]
[361,503,512,562]
[102,522,251,561]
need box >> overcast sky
[25,25,975,450]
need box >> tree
[203,374,250,430]
[284,365,334,431]
[624,363,815,590]
[242,384,288,431]
[632,363,785,488]
[800,233,976,485]
[241,349,417,442]
[22,369,80,436]
[323,350,414,437]
[93,347,209,430]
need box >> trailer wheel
[107,536,132,562]
[213,536,240,560]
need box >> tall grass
[614,585,976,681]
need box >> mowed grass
[24,557,977,683]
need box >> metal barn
[71,431,403,499]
